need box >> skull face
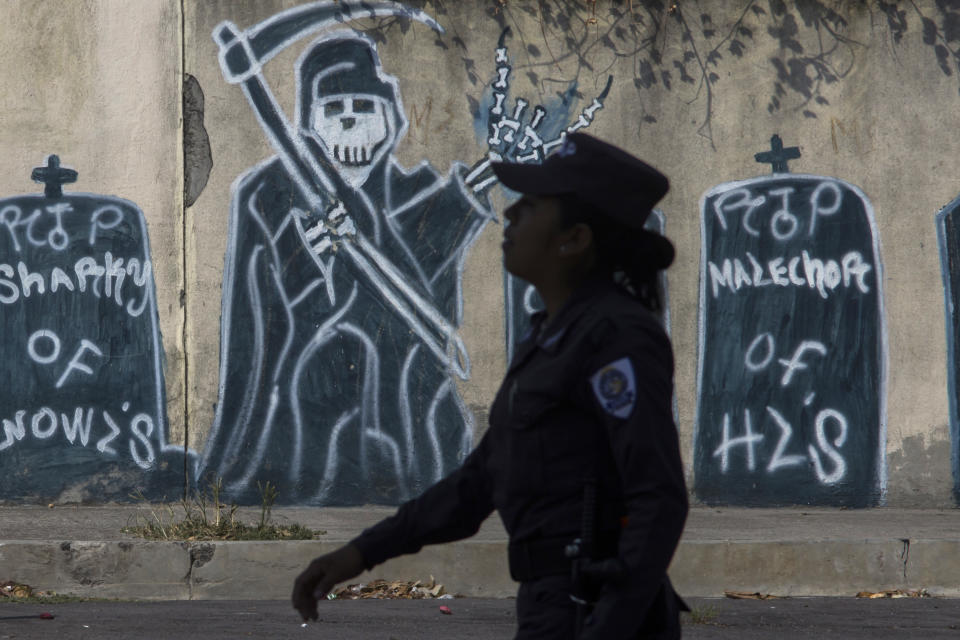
[311,95,391,184]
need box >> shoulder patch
[590,357,637,419]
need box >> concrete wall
[0,1,186,501]
[3,0,960,507]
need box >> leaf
[527,70,539,87]
[683,50,696,62]
[707,50,722,66]
[771,57,788,82]
[661,70,672,90]
[703,29,716,38]
[751,5,767,17]
[486,6,507,29]
[883,6,907,43]
[739,26,754,39]
[729,40,745,57]
[651,49,662,64]
[433,37,449,51]
[673,60,695,84]
[643,115,657,123]
[466,95,480,120]
[615,26,627,41]
[787,58,814,96]
[709,72,720,83]
[602,35,615,49]
[802,110,817,118]
[825,9,848,30]
[453,36,467,51]
[815,95,829,105]
[541,2,554,23]
[769,0,787,16]
[936,44,953,76]
[527,44,542,57]
[638,59,657,88]
[945,12,960,43]
[785,38,804,53]
[923,17,938,45]
[725,591,780,600]
[700,13,712,26]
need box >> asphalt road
[1,597,959,639]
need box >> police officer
[292,133,689,639]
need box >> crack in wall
[179,0,212,496]
[184,542,216,599]
[899,538,910,581]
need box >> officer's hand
[292,543,365,621]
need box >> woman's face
[501,194,566,284]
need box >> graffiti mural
[0,156,188,501]
[694,136,887,507]
[936,199,960,502]
[199,1,608,505]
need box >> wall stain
[886,429,953,506]
[183,74,213,208]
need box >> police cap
[492,133,674,270]
[490,132,669,230]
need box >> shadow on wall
[0,156,193,502]
[694,136,887,508]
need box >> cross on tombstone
[754,135,801,173]
[31,155,78,198]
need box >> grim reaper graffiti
[199,1,608,505]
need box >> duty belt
[508,531,619,582]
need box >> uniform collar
[533,274,616,354]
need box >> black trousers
[514,575,683,640]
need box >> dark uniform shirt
[351,277,688,636]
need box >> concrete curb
[4,536,960,600]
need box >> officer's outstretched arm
[291,437,495,620]
[292,543,365,621]
[349,438,496,566]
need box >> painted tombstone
[0,156,184,501]
[695,136,886,507]
[200,1,617,506]
[936,198,960,502]
[505,211,670,361]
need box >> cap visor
[491,161,567,195]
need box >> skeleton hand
[464,28,613,196]
[303,201,356,257]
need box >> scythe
[214,1,472,379]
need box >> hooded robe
[200,34,492,505]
